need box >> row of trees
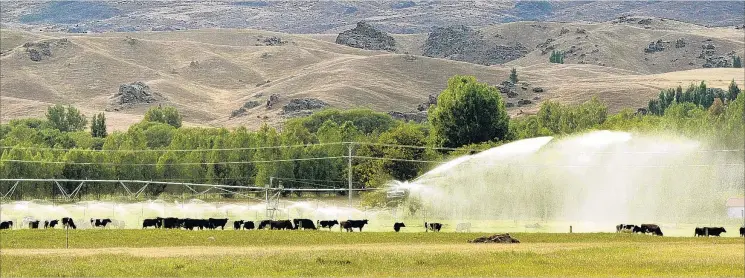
[1,76,743,202]
[647,80,740,115]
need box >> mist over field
[408,131,743,227]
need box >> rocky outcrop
[265,94,280,109]
[644,39,667,53]
[703,56,730,68]
[517,99,532,106]
[281,98,329,115]
[335,21,396,52]
[417,94,438,111]
[262,36,287,46]
[109,81,163,110]
[697,41,731,68]
[537,38,555,55]
[614,15,654,25]
[230,101,261,119]
[22,38,69,62]
[497,81,518,97]
[637,18,653,25]
[422,25,527,65]
[388,111,427,123]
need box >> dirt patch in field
[2,243,631,257]
[469,233,520,243]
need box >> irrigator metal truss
[0,178,373,219]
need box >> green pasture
[0,230,742,277]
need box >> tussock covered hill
[1,18,743,130]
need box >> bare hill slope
[1,22,743,131]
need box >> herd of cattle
[0,217,80,230]
[140,217,378,232]
[615,223,744,237]
[1,218,743,237]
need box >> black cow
[425,222,442,232]
[640,224,663,236]
[270,220,294,230]
[208,218,228,230]
[234,220,244,230]
[317,220,338,230]
[91,218,112,228]
[243,221,255,230]
[29,220,40,229]
[142,218,160,229]
[162,217,180,229]
[616,224,635,233]
[293,219,316,230]
[44,220,59,229]
[0,221,13,230]
[694,227,706,237]
[340,220,368,232]
[740,227,744,237]
[704,227,727,237]
[394,222,406,232]
[258,220,273,229]
[62,218,76,229]
[182,219,208,230]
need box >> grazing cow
[340,220,368,232]
[425,222,443,232]
[270,220,294,230]
[0,221,13,230]
[640,224,663,236]
[704,227,727,237]
[740,227,744,237]
[44,220,59,229]
[393,222,406,232]
[91,218,113,228]
[234,220,244,230]
[616,224,635,233]
[182,219,209,230]
[142,218,160,229]
[293,219,317,230]
[29,220,40,229]
[243,221,255,230]
[258,220,272,230]
[317,220,339,230]
[61,218,77,229]
[208,218,228,230]
[456,222,471,233]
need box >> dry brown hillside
[1,21,743,131]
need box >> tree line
[1,76,743,203]
[647,80,740,115]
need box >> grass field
[1,230,743,276]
